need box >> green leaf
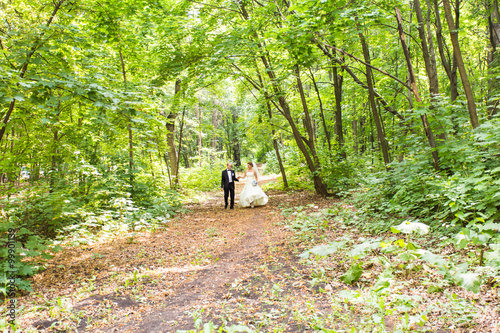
[483,222,500,231]
[395,239,405,248]
[340,263,363,285]
[390,226,401,234]
[391,220,429,235]
[419,250,447,268]
[203,322,214,333]
[455,231,469,249]
[372,269,393,292]
[348,240,379,258]
[225,324,253,333]
[300,241,346,258]
[19,264,34,276]
[485,244,500,267]
[338,289,356,300]
[455,273,481,293]
[398,251,418,262]
[427,285,443,293]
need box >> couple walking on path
[221,162,268,209]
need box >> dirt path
[22,174,338,333]
[97,176,309,332]
[105,206,268,332]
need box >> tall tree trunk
[266,102,288,188]
[197,104,202,167]
[360,116,366,154]
[267,59,327,195]
[163,153,172,188]
[253,60,288,187]
[352,119,358,155]
[49,129,59,193]
[396,7,440,170]
[432,0,459,102]
[357,24,391,167]
[442,0,479,128]
[309,67,331,151]
[423,0,447,140]
[49,101,63,193]
[232,110,242,167]
[488,0,500,118]
[295,65,315,151]
[165,79,182,187]
[176,106,186,174]
[119,45,134,195]
[332,57,346,159]
[415,0,440,97]
[211,108,217,162]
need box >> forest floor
[14,175,500,332]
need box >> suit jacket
[221,169,239,189]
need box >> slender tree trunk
[423,0,447,140]
[396,7,440,170]
[352,119,358,155]
[253,60,288,187]
[269,61,327,195]
[118,44,134,195]
[163,153,172,188]
[231,111,241,167]
[488,0,500,117]
[295,65,315,150]
[266,102,288,188]
[165,79,181,187]
[357,24,391,167]
[49,101,63,193]
[149,152,155,178]
[332,57,346,159]
[176,106,186,174]
[197,104,202,167]
[211,108,217,162]
[360,116,366,154]
[432,0,459,102]
[415,0,440,96]
[442,0,479,128]
[309,67,331,151]
[49,130,59,193]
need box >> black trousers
[224,185,235,208]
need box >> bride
[238,162,268,208]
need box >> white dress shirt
[227,169,232,182]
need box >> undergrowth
[0,169,181,295]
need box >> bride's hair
[247,162,253,168]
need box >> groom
[221,162,239,209]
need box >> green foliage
[356,118,500,229]
[263,147,312,189]
[0,219,59,293]
[319,154,361,196]
[180,160,226,191]
[299,241,347,259]
[0,165,180,291]
[340,263,363,285]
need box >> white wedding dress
[238,172,268,208]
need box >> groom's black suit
[221,169,239,209]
